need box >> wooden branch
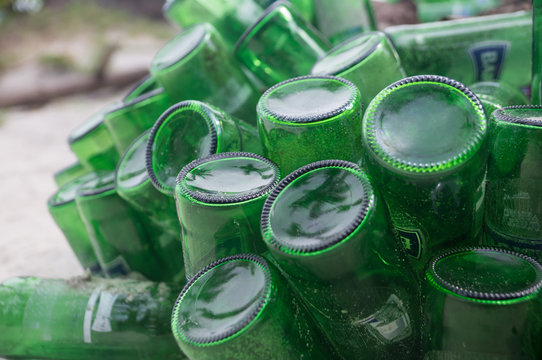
[0,68,148,108]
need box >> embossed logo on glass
[397,228,422,259]
[468,41,509,81]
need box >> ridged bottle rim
[493,105,542,127]
[363,75,486,174]
[257,75,360,124]
[176,152,280,205]
[171,254,272,346]
[145,100,219,195]
[261,160,373,254]
[310,31,384,76]
[426,247,542,302]
[234,0,291,54]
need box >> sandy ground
[0,89,128,283]
[0,2,173,283]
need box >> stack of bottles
[2,0,542,359]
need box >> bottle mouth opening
[52,162,81,179]
[363,75,486,174]
[176,152,280,205]
[146,101,218,196]
[115,130,151,191]
[76,172,116,197]
[261,160,372,254]
[152,23,208,72]
[234,0,291,54]
[122,74,156,102]
[68,112,107,145]
[109,88,166,114]
[47,191,74,208]
[493,105,542,127]
[310,31,384,76]
[171,254,272,345]
[48,172,100,207]
[427,247,542,301]
[258,75,360,124]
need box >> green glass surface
[423,248,542,359]
[386,11,532,93]
[255,0,315,23]
[163,0,265,50]
[146,101,262,197]
[262,160,420,360]
[311,31,406,108]
[68,108,121,172]
[469,81,529,118]
[362,75,488,275]
[48,173,102,274]
[484,106,542,263]
[104,87,172,154]
[53,162,90,188]
[416,0,501,23]
[116,131,185,282]
[533,0,542,104]
[175,152,279,279]
[258,75,363,177]
[75,171,163,280]
[313,0,377,45]
[171,255,335,360]
[123,74,160,103]
[150,23,259,124]
[0,276,187,360]
[235,1,329,89]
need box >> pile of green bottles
[2,1,542,359]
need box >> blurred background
[0,0,531,283]
[0,0,177,282]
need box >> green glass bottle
[53,162,90,188]
[104,87,172,154]
[123,74,160,103]
[313,0,377,45]
[171,254,336,360]
[146,100,262,197]
[484,106,542,263]
[362,75,488,275]
[175,152,280,279]
[469,81,529,118]
[255,0,315,23]
[234,1,329,89]
[257,75,362,177]
[0,276,187,360]
[415,0,501,23]
[386,11,532,93]
[48,172,102,275]
[533,0,542,104]
[149,23,260,124]
[423,247,542,359]
[162,0,266,49]
[75,171,163,280]
[311,31,406,108]
[68,108,121,172]
[261,160,420,360]
[116,130,185,282]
